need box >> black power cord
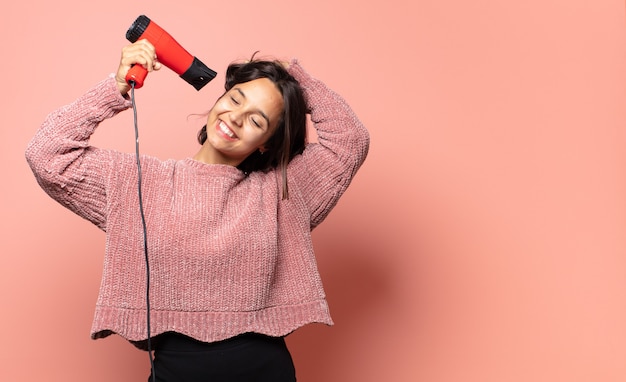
[130,83,156,382]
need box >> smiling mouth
[218,121,237,139]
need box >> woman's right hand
[115,40,163,95]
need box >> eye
[230,95,240,105]
[251,117,263,128]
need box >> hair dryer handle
[126,64,148,89]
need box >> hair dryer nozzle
[181,57,217,90]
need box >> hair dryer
[125,15,216,90]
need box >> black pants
[148,332,296,382]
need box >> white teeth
[219,121,235,138]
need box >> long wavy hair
[197,59,307,199]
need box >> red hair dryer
[125,15,216,90]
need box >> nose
[229,110,243,127]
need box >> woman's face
[202,78,284,166]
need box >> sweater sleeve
[287,61,370,228]
[25,75,132,230]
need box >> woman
[26,40,369,381]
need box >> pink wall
[2,0,626,381]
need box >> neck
[193,146,241,167]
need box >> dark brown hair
[197,60,307,199]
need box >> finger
[122,40,158,71]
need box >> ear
[258,145,267,153]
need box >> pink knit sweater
[25,62,369,347]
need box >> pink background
[2,0,626,381]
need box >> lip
[216,120,238,141]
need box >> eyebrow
[235,88,271,126]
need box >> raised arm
[25,76,132,229]
[287,61,370,228]
[25,41,162,229]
